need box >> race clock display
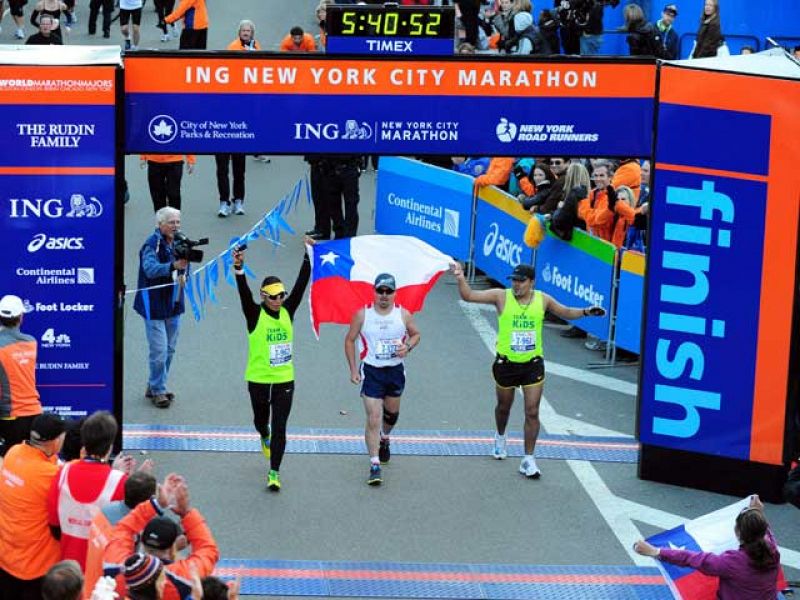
[326,5,456,56]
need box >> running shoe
[160,33,170,42]
[519,457,541,479]
[217,201,231,217]
[260,433,271,461]
[367,465,382,486]
[15,29,25,40]
[378,438,390,464]
[267,469,281,491]
[233,199,245,215]
[492,433,507,460]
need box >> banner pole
[467,188,478,283]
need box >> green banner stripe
[545,224,616,264]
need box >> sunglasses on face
[375,288,395,295]
[261,291,286,300]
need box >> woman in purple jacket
[634,495,781,600]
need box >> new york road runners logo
[148,115,179,144]
[495,118,518,143]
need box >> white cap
[0,295,25,318]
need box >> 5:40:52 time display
[340,11,444,37]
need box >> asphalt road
[27,1,800,597]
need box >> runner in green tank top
[232,239,314,492]
[452,262,605,479]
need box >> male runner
[452,262,605,478]
[344,274,421,486]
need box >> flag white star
[668,542,686,550]
[320,251,339,266]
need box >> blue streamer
[184,272,201,321]
[304,174,312,206]
[204,264,218,305]
[271,211,295,235]
[193,271,206,318]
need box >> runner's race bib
[269,343,292,367]
[375,338,403,360]
[510,331,535,353]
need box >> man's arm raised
[451,262,504,312]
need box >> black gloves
[606,185,618,210]
[513,164,528,181]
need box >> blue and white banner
[0,63,118,418]
[375,157,472,260]
[473,187,533,284]
[533,228,615,340]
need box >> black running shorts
[492,355,545,388]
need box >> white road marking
[459,299,800,570]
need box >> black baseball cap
[663,4,678,16]
[30,413,66,442]
[508,264,535,281]
[141,515,179,550]
[374,273,396,291]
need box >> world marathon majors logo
[22,298,96,313]
[8,194,103,219]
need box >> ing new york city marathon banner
[0,56,121,418]
[124,53,656,156]
[640,62,800,469]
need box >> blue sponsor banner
[0,105,116,168]
[615,250,645,354]
[326,37,454,56]
[375,157,472,260]
[640,170,767,459]
[0,63,117,419]
[126,93,654,156]
[124,57,655,156]
[473,187,534,284]
[533,229,615,340]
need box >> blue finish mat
[123,425,638,463]
[212,559,673,599]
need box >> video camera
[173,232,209,263]
[556,0,620,27]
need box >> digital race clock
[326,5,456,56]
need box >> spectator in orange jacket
[83,472,156,599]
[473,157,515,190]
[227,19,261,51]
[578,161,645,249]
[611,158,642,202]
[280,26,316,52]
[104,475,219,600]
[0,413,66,600]
[165,0,208,49]
[0,294,42,456]
[139,155,196,213]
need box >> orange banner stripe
[0,167,114,175]
[124,57,656,98]
[656,162,768,183]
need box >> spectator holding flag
[231,240,313,492]
[634,495,781,600]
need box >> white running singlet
[359,305,406,368]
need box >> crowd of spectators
[0,410,236,600]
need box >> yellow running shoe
[267,469,281,491]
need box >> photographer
[232,238,313,492]
[133,207,187,409]
[555,0,618,55]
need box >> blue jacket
[133,230,185,320]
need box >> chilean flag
[306,235,452,336]
[647,497,787,599]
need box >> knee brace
[382,408,399,427]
